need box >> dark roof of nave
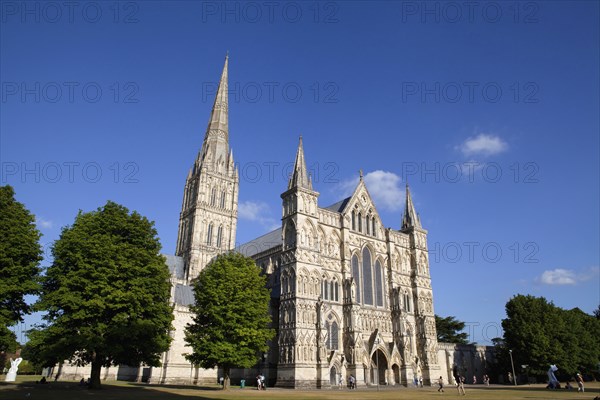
[322,196,351,213]
[237,228,282,257]
[174,283,195,306]
[238,197,352,258]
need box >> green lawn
[1,377,598,400]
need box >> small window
[358,212,362,232]
[216,226,223,248]
[366,215,371,235]
[352,211,356,230]
[372,218,376,237]
[206,223,213,246]
[220,190,226,208]
[210,188,217,206]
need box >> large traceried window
[352,255,360,303]
[375,260,383,306]
[362,248,373,305]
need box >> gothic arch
[283,220,296,248]
[304,220,317,249]
[361,246,374,305]
[351,252,361,303]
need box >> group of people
[562,373,585,392]
[436,375,465,395]
[413,376,424,387]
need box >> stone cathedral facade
[156,56,442,388]
[52,57,493,388]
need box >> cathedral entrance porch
[369,349,388,386]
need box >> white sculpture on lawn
[547,364,559,388]
[5,357,23,382]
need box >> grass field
[1,377,599,400]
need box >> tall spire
[198,55,230,172]
[206,54,228,136]
[288,136,313,190]
[402,183,421,230]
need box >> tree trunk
[223,366,230,390]
[90,359,102,389]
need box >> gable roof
[237,228,281,257]
[322,197,351,213]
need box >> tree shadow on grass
[0,379,254,400]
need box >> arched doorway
[371,349,388,385]
[392,364,400,385]
[329,366,337,386]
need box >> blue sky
[1,1,598,345]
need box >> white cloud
[458,133,508,156]
[238,201,279,230]
[537,267,599,286]
[539,269,577,285]
[36,217,53,229]
[364,170,404,211]
[337,170,404,211]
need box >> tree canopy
[502,294,600,378]
[185,252,275,389]
[32,201,173,389]
[0,185,42,352]
[435,314,469,344]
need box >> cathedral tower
[175,56,239,282]
[278,137,325,388]
[400,184,440,384]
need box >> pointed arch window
[366,215,371,235]
[206,223,213,246]
[333,280,339,302]
[326,320,339,350]
[210,188,217,206]
[351,254,361,303]
[351,211,356,230]
[362,248,373,305]
[358,212,362,232]
[216,225,223,248]
[375,260,383,307]
[220,190,226,208]
[404,291,411,312]
[372,217,376,238]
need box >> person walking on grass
[457,375,466,395]
[438,376,444,392]
[576,373,584,392]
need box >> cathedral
[157,55,441,388]
[53,56,493,388]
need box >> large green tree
[502,295,600,378]
[0,185,42,352]
[435,315,469,344]
[185,252,275,389]
[33,201,173,389]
